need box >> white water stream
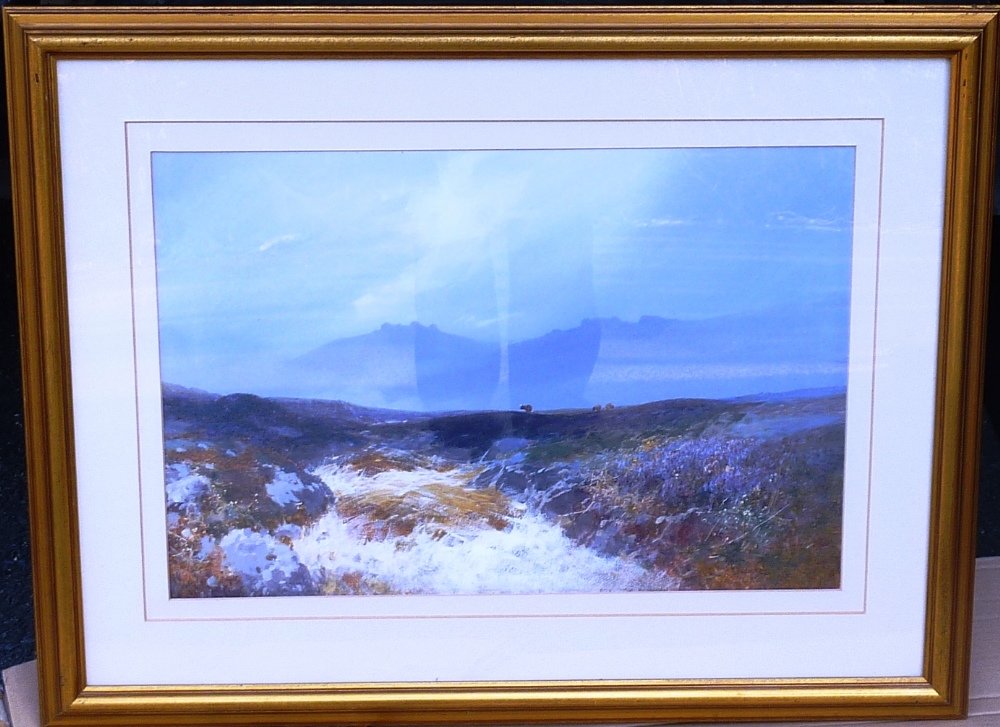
[284,461,666,595]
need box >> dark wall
[0,0,998,672]
[0,19,29,660]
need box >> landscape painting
[153,145,854,598]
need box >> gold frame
[4,6,996,725]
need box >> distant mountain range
[268,298,850,412]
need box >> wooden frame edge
[4,11,87,725]
[925,8,998,719]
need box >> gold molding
[4,6,996,725]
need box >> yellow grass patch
[336,480,517,540]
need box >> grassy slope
[163,388,845,593]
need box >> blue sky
[151,146,855,401]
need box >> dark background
[1,0,999,673]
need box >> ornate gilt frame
[4,7,996,726]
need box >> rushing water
[285,460,671,595]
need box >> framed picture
[4,6,996,725]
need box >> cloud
[258,233,300,252]
[404,153,528,254]
[352,270,418,326]
[346,154,528,330]
[634,217,692,228]
[767,212,848,232]
[590,362,848,383]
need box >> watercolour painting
[156,145,854,599]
